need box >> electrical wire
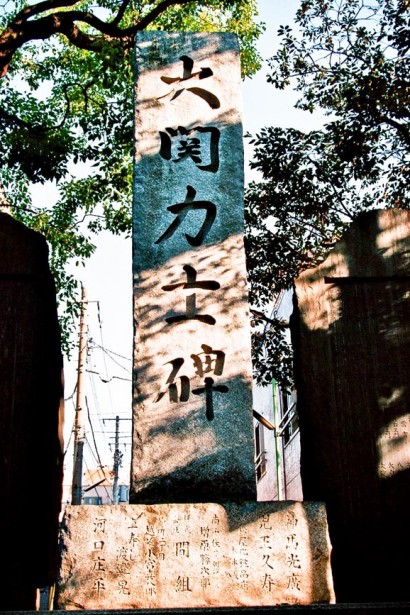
[91,342,132,363]
[85,395,108,473]
[83,442,113,504]
[68,297,132,502]
[87,346,108,445]
[96,301,115,416]
[63,410,75,457]
[87,368,131,383]
[99,349,131,374]
[64,383,77,401]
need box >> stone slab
[292,209,410,602]
[56,502,335,609]
[5,605,410,615]
[4,605,410,615]
[0,212,64,610]
[132,31,255,503]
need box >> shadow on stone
[292,209,410,603]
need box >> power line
[85,395,106,473]
[87,368,131,383]
[65,292,132,505]
[83,443,113,504]
[64,383,77,401]
[86,348,110,454]
[90,341,132,363]
[96,301,115,417]
[63,413,75,457]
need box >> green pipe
[272,379,283,500]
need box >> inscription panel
[57,502,335,609]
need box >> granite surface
[57,502,335,609]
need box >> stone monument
[0,212,64,610]
[131,31,255,504]
[56,32,335,609]
[292,209,410,603]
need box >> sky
[56,0,324,495]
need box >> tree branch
[15,0,81,21]
[250,308,289,328]
[0,107,33,128]
[0,0,208,77]
[132,0,197,31]
[380,114,410,146]
[111,0,132,27]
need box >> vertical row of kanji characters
[154,55,229,421]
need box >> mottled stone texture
[131,32,255,503]
[0,213,64,609]
[56,502,335,609]
[292,209,410,603]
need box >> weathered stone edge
[3,604,410,614]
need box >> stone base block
[56,501,335,609]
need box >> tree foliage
[245,0,410,388]
[0,0,263,350]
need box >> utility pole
[105,416,131,504]
[71,285,88,505]
[112,416,121,505]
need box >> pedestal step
[57,502,334,609]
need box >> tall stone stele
[56,32,335,610]
[131,31,255,504]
